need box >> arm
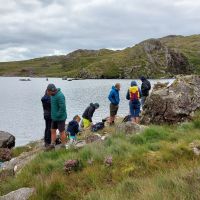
[114,91,120,105]
[108,91,115,104]
[88,107,95,122]
[126,90,130,100]
[57,95,66,118]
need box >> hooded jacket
[51,88,67,121]
[67,120,79,136]
[126,81,141,104]
[141,78,151,97]
[41,93,51,119]
[82,103,96,122]
[108,86,120,105]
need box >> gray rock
[104,156,112,166]
[85,134,101,144]
[116,122,146,135]
[141,75,200,124]
[0,131,15,149]
[0,187,35,200]
[64,159,80,174]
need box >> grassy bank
[1,114,200,199]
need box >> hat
[47,84,57,92]
[131,81,137,86]
[94,103,100,109]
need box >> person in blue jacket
[108,83,120,125]
[67,115,81,142]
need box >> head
[140,76,146,82]
[115,83,121,91]
[46,84,57,96]
[131,81,137,87]
[94,103,100,109]
[73,115,81,123]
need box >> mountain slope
[0,34,199,78]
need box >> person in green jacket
[47,84,67,148]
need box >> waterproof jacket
[67,120,79,136]
[126,86,142,104]
[41,94,51,119]
[141,79,151,97]
[108,86,120,105]
[51,88,67,121]
[82,103,96,122]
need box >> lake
[0,77,172,146]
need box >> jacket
[108,86,120,105]
[141,79,151,97]
[67,120,79,136]
[126,86,142,104]
[41,94,51,119]
[51,88,67,121]
[82,103,96,122]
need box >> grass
[1,114,200,199]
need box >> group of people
[41,76,151,148]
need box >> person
[126,81,142,124]
[108,83,120,125]
[140,76,151,107]
[47,84,67,148]
[82,103,99,128]
[67,115,81,143]
[41,90,51,147]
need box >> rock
[85,134,102,144]
[64,159,80,174]
[104,156,112,166]
[116,122,146,135]
[141,75,200,124]
[0,187,35,200]
[189,141,200,156]
[0,131,15,149]
[0,148,11,162]
[153,82,169,90]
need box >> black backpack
[91,122,105,132]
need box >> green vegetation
[0,34,200,78]
[1,113,200,199]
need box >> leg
[45,118,51,145]
[58,121,66,145]
[60,131,66,145]
[51,129,57,144]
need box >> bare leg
[109,116,115,124]
[131,117,136,123]
[135,117,140,124]
[51,129,57,144]
[60,131,66,145]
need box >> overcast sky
[0,0,200,61]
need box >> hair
[73,115,81,121]
[115,83,120,88]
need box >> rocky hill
[0,34,199,78]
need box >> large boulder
[0,148,11,162]
[0,187,35,200]
[0,131,15,149]
[141,75,200,124]
[116,122,147,135]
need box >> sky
[0,0,200,62]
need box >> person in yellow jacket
[126,81,142,124]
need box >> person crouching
[67,115,81,143]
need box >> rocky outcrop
[141,75,200,124]
[0,131,15,149]
[116,122,147,135]
[64,159,80,174]
[0,187,35,200]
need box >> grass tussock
[1,114,200,199]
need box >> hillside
[0,34,200,78]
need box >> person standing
[82,103,99,128]
[47,84,67,148]
[108,83,120,125]
[126,81,142,124]
[140,76,151,107]
[41,90,51,147]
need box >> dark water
[0,77,172,146]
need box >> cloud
[0,0,199,61]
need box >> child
[67,115,81,142]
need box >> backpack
[91,122,105,132]
[129,86,140,101]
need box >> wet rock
[0,187,35,200]
[104,156,112,166]
[0,148,11,162]
[141,75,200,124]
[0,131,15,149]
[116,122,146,135]
[64,159,80,174]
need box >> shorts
[51,120,66,132]
[129,101,141,117]
[82,118,91,128]
[110,103,119,117]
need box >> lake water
[0,77,172,146]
